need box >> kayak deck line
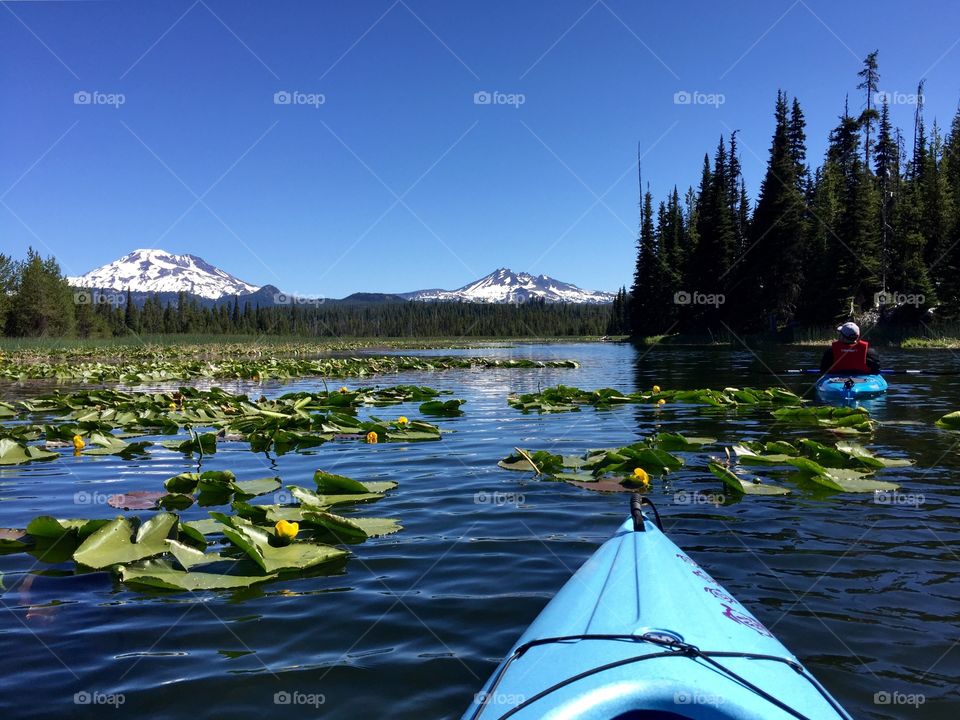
[472,632,844,720]
[463,496,854,720]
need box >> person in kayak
[819,322,880,375]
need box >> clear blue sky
[2,0,959,297]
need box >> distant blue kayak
[464,498,852,720]
[816,373,888,401]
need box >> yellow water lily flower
[366,431,378,444]
[657,398,666,405]
[652,385,661,393]
[632,467,650,486]
[72,435,85,451]
[339,386,349,393]
[275,519,299,542]
[397,416,409,426]
[169,402,178,410]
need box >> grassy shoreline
[0,334,619,354]
[5,332,960,359]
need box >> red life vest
[830,340,869,373]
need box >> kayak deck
[464,514,851,720]
[816,374,888,400]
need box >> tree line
[0,249,612,339]
[620,51,960,338]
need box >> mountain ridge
[68,250,614,305]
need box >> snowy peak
[67,249,260,300]
[403,268,614,304]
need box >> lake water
[1,342,958,719]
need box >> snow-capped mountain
[401,268,614,304]
[67,249,260,300]
[68,252,613,305]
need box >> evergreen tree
[741,92,807,330]
[857,50,880,166]
[7,248,76,337]
[629,191,658,336]
[0,254,14,333]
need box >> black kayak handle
[631,494,662,532]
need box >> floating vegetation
[496,428,909,497]
[507,385,802,413]
[727,438,909,493]
[0,354,578,384]
[1,469,399,591]
[497,434,712,489]
[770,405,873,433]
[935,411,960,429]
[1,386,452,462]
[707,462,790,495]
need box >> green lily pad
[164,472,201,493]
[118,559,273,590]
[73,514,178,569]
[213,514,347,573]
[289,486,386,508]
[233,477,282,498]
[0,438,58,465]
[301,510,402,539]
[935,411,960,429]
[26,516,110,540]
[708,462,790,495]
[418,399,465,416]
[160,432,217,455]
[834,441,914,468]
[314,470,372,495]
[652,433,716,450]
[165,539,225,570]
[806,467,900,493]
[732,445,795,465]
[82,432,152,457]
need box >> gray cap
[837,321,860,340]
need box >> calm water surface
[1,343,958,719]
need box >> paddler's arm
[866,347,880,374]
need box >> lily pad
[732,445,795,465]
[652,432,716,450]
[73,514,178,569]
[165,539,225,570]
[418,399,465,416]
[117,559,273,590]
[935,411,960,429]
[233,477,282,498]
[26,516,110,540]
[82,432,152,457]
[708,462,790,495]
[289,486,386,508]
[0,438,58,465]
[300,510,402,539]
[314,470,373,495]
[213,514,347,574]
[835,441,914,468]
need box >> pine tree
[740,92,806,330]
[629,191,658,336]
[857,50,880,166]
[0,254,14,333]
[7,249,76,337]
[789,98,809,189]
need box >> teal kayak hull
[816,374,888,401]
[463,512,852,720]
